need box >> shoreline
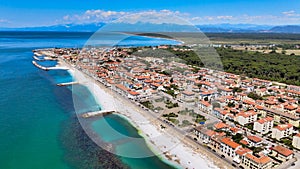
[58,58,232,169]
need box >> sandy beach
[60,59,232,169]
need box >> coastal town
[33,45,300,169]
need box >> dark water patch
[59,115,128,169]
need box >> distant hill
[269,25,300,33]
[196,24,272,33]
[1,23,300,34]
[0,23,105,32]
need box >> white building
[271,145,294,161]
[253,117,274,134]
[236,110,258,126]
[292,133,300,149]
[271,123,293,140]
[220,137,242,158]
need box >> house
[209,132,226,151]
[271,123,293,140]
[127,90,140,100]
[213,122,229,131]
[292,133,300,149]
[271,145,294,161]
[234,147,252,164]
[194,127,215,144]
[115,84,129,96]
[220,137,242,158]
[245,135,263,147]
[243,153,273,169]
[236,110,258,126]
[253,117,274,134]
[212,108,222,118]
[199,100,212,113]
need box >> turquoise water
[0,31,179,169]
[91,114,177,169]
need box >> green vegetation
[232,87,243,93]
[216,48,300,86]
[163,47,300,86]
[167,117,179,125]
[248,92,263,100]
[140,101,154,110]
[232,133,244,143]
[164,100,179,109]
[162,112,178,118]
[179,109,194,116]
[250,147,264,154]
[280,138,293,149]
[191,113,206,123]
[227,102,235,107]
[181,120,192,127]
[245,123,254,130]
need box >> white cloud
[282,10,300,17]
[63,10,129,23]
[62,9,191,25]
[61,9,300,25]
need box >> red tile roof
[221,137,241,149]
[245,154,272,164]
[272,145,294,157]
[237,110,257,118]
[214,122,229,130]
[235,147,251,156]
[256,116,273,124]
[247,135,262,143]
[275,124,293,131]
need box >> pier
[32,61,49,71]
[57,82,79,86]
[33,55,45,61]
[81,110,116,118]
[32,61,69,71]
[33,52,43,57]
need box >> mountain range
[0,23,299,33]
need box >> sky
[0,0,299,27]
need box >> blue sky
[0,0,299,27]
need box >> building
[271,145,294,161]
[236,110,258,126]
[243,153,273,169]
[253,117,274,134]
[194,127,215,144]
[220,137,242,158]
[245,135,263,147]
[271,123,293,140]
[292,133,300,149]
[199,100,212,113]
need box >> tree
[228,102,235,107]
[170,78,174,83]
[248,92,263,100]
[232,133,243,143]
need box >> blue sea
[0,31,179,169]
